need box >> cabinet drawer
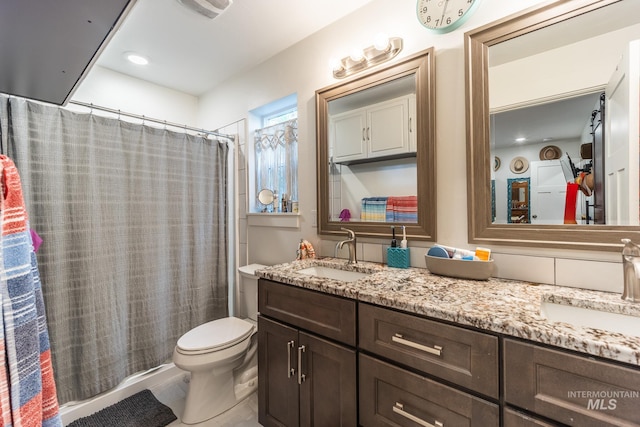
[504,408,561,427]
[359,303,499,398]
[359,354,499,427]
[258,279,356,346]
[504,339,640,426]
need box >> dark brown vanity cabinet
[358,303,500,426]
[257,279,357,427]
[504,339,640,427]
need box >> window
[253,96,298,212]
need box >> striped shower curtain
[0,95,229,404]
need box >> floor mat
[66,389,177,427]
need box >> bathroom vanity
[256,259,640,427]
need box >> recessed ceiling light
[125,52,149,65]
[515,137,526,143]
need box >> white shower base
[60,363,185,425]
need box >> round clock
[416,0,481,33]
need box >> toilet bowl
[173,264,265,425]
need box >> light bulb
[329,58,344,72]
[374,33,390,51]
[349,49,364,62]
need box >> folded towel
[361,197,387,222]
[386,196,418,223]
[0,155,62,427]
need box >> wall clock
[416,0,481,33]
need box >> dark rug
[67,389,177,427]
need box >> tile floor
[151,371,261,427]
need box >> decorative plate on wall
[539,145,562,160]
[510,156,529,174]
[494,156,501,171]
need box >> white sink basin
[541,301,640,337]
[297,266,369,282]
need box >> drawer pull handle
[393,402,443,427]
[392,334,443,356]
[297,345,306,384]
[287,340,295,378]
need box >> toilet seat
[176,317,255,355]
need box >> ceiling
[0,0,375,105]
[96,0,377,96]
[492,92,602,150]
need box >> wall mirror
[316,48,436,240]
[465,0,640,251]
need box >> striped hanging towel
[0,155,62,427]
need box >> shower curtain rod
[69,101,235,141]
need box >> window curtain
[0,96,229,404]
[254,118,298,205]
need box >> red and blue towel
[0,155,61,427]
[386,196,418,223]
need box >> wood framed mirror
[465,0,640,251]
[316,48,436,240]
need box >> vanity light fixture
[332,35,403,79]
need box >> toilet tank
[238,264,266,321]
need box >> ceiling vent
[177,0,232,19]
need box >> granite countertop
[256,257,640,367]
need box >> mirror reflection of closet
[507,178,530,223]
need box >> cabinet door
[258,316,299,427]
[367,97,410,158]
[298,332,357,427]
[331,109,367,163]
[359,354,499,427]
[504,338,640,426]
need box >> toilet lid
[177,317,255,353]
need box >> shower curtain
[0,96,229,404]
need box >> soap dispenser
[621,238,640,302]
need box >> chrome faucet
[335,228,357,264]
[621,238,640,302]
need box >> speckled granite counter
[256,258,640,366]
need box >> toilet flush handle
[287,341,295,378]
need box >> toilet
[173,263,266,425]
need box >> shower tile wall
[217,120,247,317]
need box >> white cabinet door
[331,109,367,163]
[367,97,411,158]
[330,95,416,164]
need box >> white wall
[72,66,199,126]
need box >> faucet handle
[341,227,355,239]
